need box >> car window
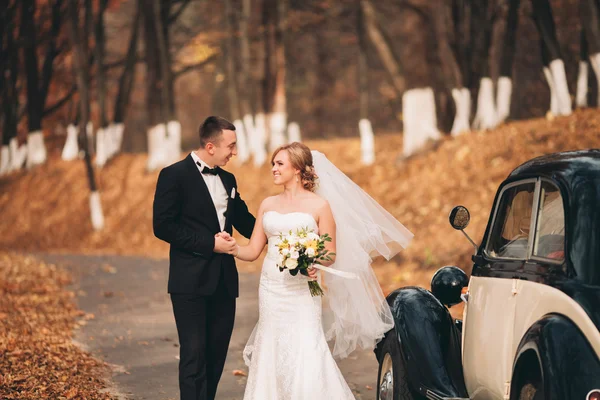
[488,182,536,259]
[532,182,565,261]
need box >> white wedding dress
[242,211,355,400]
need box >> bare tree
[20,0,64,169]
[67,0,104,231]
[357,0,374,165]
[269,0,288,150]
[0,1,21,175]
[144,0,183,171]
[93,0,111,167]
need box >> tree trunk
[532,0,572,116]
[360,0,405,97]
[269,0,287,150]
[20,0,42,133]
[0,1,19,175]
[153,0,174,122]
[114,9,141,124]
[239,0,254,122]
[357,2,374,165]
[471,0,498,130]
[225,0,241,120]
[314,26,329,136]
[430,2,469,135]
[94,0,109,128]
[67,0,104,231]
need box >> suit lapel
[217,168,234,231]
[185,155,220,231]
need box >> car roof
[509,149,600,182]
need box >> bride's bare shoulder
[259,195,279,211]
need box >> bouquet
[274,227,335,297]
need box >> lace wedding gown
[242,211,355,400]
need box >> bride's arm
[234,200,268,262]
[317,201,336,266]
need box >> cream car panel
[512,278,600,358]
[462,276,516,400]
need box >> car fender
[511,314,600,400]
[384,286,468,398]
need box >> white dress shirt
[191,152,228,231]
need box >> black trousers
[171,277,236,400]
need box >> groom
[153,116,255,400]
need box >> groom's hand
[214,235,237,254]
[215,231,233,241]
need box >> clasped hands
[213,232,317,280]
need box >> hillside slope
[1,110,599,291]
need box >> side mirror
[449,205,478,252]
[431,266,469,307]
[449,205,470,230]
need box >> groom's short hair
[199,116,236,147]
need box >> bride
[224,142,413,399]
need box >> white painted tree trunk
[242,114,256,156]
[0,145,10,176]
[233,119,250,164]
[269,112,287,152]
[252,113,268,167]
[26,131,47,169]
[543,66,559,115]
[496,76,512,123]
[402,87,441,158]
[9,138,27,171]
[549,59,572,116]
[589,52,600,107]
[359,118,375,165]
[62,124,79,161]
[113,122,125,156]
[451,88,471,136]
[472,77,498,130]
[89,190,105,231]
[103,124,116,160]
[576,61,589,108]
[166,120,182,165]
[95,128,108,168]
[146,124,167,171]
[287,122,301,143]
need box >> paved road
[37,254,379,400]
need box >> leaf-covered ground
[0,252,116,399]
[0,109,599,294]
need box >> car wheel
[377,330,422,400]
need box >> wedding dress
[242,210,356,400]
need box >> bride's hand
[307,266,318,281]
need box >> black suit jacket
[152,154,255,297]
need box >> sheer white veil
[312,150,413,359]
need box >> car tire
[376,330,423,400]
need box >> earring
[296,175,299,182]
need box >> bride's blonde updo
[271,142,319,192]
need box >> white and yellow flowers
[274,227,335,297]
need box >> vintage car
[375,150,600,400]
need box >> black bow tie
[197,161,218,175]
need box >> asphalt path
[36,253,379,400]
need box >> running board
[426,390,470,400]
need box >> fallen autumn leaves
[0,252,116,400]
